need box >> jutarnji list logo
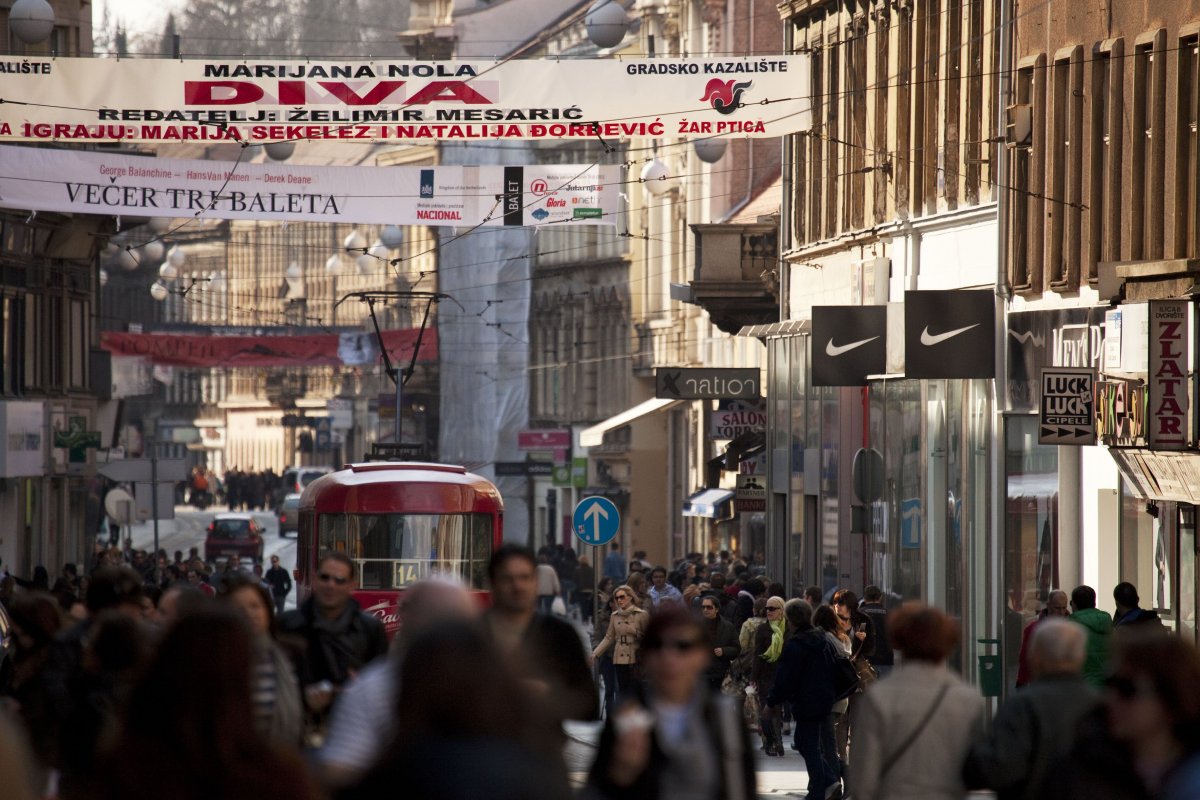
[700,79,752,115]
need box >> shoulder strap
[879,680,952,780]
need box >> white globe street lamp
[693,137,728,164]
[116,248,139,271]
[585,0,628,49]
[640,158,675,196]
[379,225,404,249]
[150,281,170,302]
[325,254,344,275]
[9,0,54,45]
[167,246,187,269]
[343,230,367,251]
[99,269,109,288]
[264,141,296,161]
[285,262,303,281]
[159,263,179,282]
[142,240,165,263]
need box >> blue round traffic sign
[572,496,620,547]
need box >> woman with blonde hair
[751,596,787,756]
[591,584,650,703]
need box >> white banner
[0,56,810,144]
[0,145,618,226]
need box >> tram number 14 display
[392,560,424,587]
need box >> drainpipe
[779,10,793,321]
[990,0,1014,695]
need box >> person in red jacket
[1014,589,1069,687]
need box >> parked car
[276,466,333,509]
[276,493,301,537]
[204,512,265,565]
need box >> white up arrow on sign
[583,500,609,542]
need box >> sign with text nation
[1147,300,1190,449]
[0,56,810,144]
[0,146,618,227]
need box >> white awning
[682,488,735,518]
[580,398,683,448]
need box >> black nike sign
[812,306,887,386]
[904,290,996,379]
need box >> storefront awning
[682,488,735,518]
[737,318,810,339]
[1108,448,1200,505]
[580,398,684,448]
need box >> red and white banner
[0,56,810,143]
[1147,299,1190,449]
[0,145,617,226]
[100,327,436,368]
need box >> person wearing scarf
[751,596,787,756]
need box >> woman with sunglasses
[1043,630,1200,800]
[587,608,757,800]
[592,584,650,704]
[751,596,788,756]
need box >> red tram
[295,462,504,637]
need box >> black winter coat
[765,628,836,720]
[278,597,388,688]
[703,616,741,686]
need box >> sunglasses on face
[647,638,702,653]
[701,604,717,611]
[767,607,782,613]
[1104,675,1151,701]
[318,572,349,585]
[615,594,630,601]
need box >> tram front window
[317,513,494,590]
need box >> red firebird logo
[700,79,752,115]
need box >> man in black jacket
[485,543,597,734]
[965,618,1100,800]
[278,551,388,724]
[859,585,893,677]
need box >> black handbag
[827,638,860,700]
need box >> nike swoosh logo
[825,336,879,357]
[920,324,979,346]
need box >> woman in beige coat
[591,584,650,701]
[849,604,985,800]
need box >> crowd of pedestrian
[4,538,1200,800]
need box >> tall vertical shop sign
[1147,299,1190,450]
[0,57,811,144]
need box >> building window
[1131,31,1167,260]
[916,0,941,216]
[1048,46,1083,289]
[1088,40,1123,281]
[1011,57,1046,291]
[1177,34,1200,259]
[844,16,868,231]
[825,41,840,240]
[809,48,824,240]
[964,0,985,205]
[943,0,962,211]
[894,4,913,218]
[872,7,890,223]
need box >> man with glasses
[265,554,292,614]
[700,594,740,691]
[279,551,388,734]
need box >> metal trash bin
[977,638,1002,698]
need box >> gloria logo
[700,78,752,115]
[419,169,434,199]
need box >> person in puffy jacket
[1067,585,1113,688]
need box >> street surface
[126,506,298,607]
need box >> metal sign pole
[150,433,161,587]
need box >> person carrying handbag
[591,585,650,701]
[849,605,984,800]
